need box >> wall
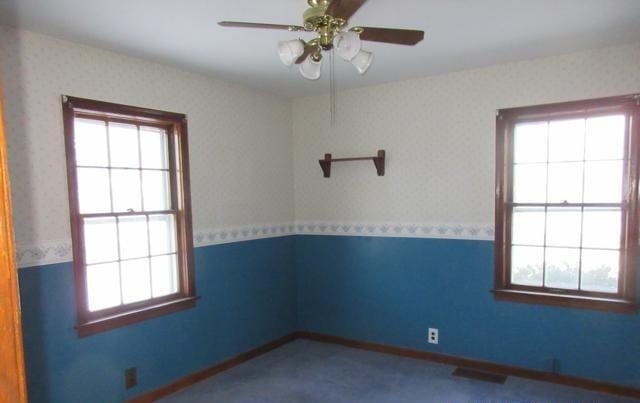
[0,26,294,266]
[295,236,640,386]
[292,42,640,387]
[0,26,297,402]
[4,22,640,400]
[20,238,296,402]
[293,42,640,232]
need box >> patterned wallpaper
[2,24,640,267]
[292,42,640,227]
[0,26,295,267]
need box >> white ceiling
[1,0,639,98]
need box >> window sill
[76,296,198,337]
[492,289,636,314]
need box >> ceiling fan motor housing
[306,0,330,9]
[304,0,346,50]
[304,2,329,28]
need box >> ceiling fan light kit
[335,31,361,61]
[278,39,306,66]
[219,0,424,80]
[351,49,374,74]
[299,54,323,80]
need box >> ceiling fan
[219,0,425,80]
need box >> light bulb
[334,31,361,61]
[277,40,305,67]
[351,49,374,74]
[299,55,322,80]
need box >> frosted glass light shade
[351,49,374,74]
[277,40,305,66]
[335,31,361,61]
[299,56,322,80]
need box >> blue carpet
[159,340,638,402]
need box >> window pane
[121,258,151,304]
[140,127,168,169]
[83,217,118,264]
[151,254,178,297]
[548,119,584,162]
[149,214,176,255]
[86,262,121,311]
[514,122,548,163]
[546,207,582,247]
[585,115,625,161]
[77,168,111,213]
[512,207,545,246]
[118,215,149,259]
[547,162,583,203]
[142,170,170,211]
[582,208,621,250]
[74,118,108,166]
[511,246,544,286]
[109,122,139,168]
[111,169,142,212]
[513,163,547,203]
[581,249,619,293]
[583,161,623,203]
[544,247,579,290]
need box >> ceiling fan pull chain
[330,49,336,124]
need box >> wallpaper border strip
[16,222,493,268]
[295,222,494,241]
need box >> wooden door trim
[0,82,28,402]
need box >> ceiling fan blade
[218,21,305,32]
[352,27,425,45]
[325,0,367,21]
[295,43,319,64]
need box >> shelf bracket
[373,150,385,176]
[319,154,332,178]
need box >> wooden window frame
[62,96,196,337]
[494,94,640,313]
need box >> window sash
[75,118,177,312]
[494,95,640,311]
[82,212,179,310]
[506,204,626,297]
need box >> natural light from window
[510,115,625,293]
[74,118,178,311]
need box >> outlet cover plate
[125,367,137,389]
[428,328,439,344]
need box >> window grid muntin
[85,251,178,267]
[75,116,179,313]
[104,120,123,305]
[509,114,628,294]
[541,119,550,287]
[136,125,154,295]
[76,165,170,172]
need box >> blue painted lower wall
[295,235,640,388]
[18,236,297,403]
[18,234,640,402]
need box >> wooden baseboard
[127,333,298,403]
[129,330,640,401]
[297,331,640,399]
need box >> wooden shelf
[319,150,385,178]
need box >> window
[494,95,640,313]
[63,96,196,336]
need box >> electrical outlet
[428,328,439,344]
[125,367,137,389]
